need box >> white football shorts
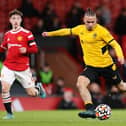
[1,65,35,88]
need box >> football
[95,104,111,120]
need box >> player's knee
[76,76,90,89]
[1,82,10,93]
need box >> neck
[12,26,21,31]
[87,24,97,31]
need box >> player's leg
[1,66,15,119]
[35,82,46,98]
[15,68,46,98]
[24,83,46,98]
[116,81,126,91]
[77,75,96,118]
[77,76,92,108]
[77,67,98,118]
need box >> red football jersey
[0,27,38,71]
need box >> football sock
[2,92,12,114]
[4,102,12,114]
[35,85,40,96]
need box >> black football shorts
[80,64,121,85]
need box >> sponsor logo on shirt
[8,43,22,48]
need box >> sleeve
[27,32,38,54]
[71,25,82,36]
[102,28,124,59]
[47,25,82,37]
[0,34,8,52]
[48,28,71,36]
[109,40,124,59]
[101,28,114,44]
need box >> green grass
[0,110,126,126]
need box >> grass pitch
[0,110,126,126]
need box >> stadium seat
[111,33,119,41]
[121,35,126,59]
[88,0,101,9]
[32,0,47,12]
[23,17,33,30]
[0,0,125,35]
[7,0,22,11]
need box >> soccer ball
[95,104,111,120]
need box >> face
[83,15,97,31]
[64,91,73,102]
[56,79,64,86]
[9,14,22,29]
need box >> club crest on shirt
[17,36,23,41]
[80,32,84,35]
[93,33,97,38]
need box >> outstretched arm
[42,25,83,37]
[42,28,71,37]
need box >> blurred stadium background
[1,0,126,112]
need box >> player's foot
[2,113,14,120]
[78,110,96,119]
[37,82,46,98]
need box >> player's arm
[42,28,71,37]
[0,34,8,52]
[19,32,38,54]
[27,32,38,53]
[102,29,124,64]
[42,25,81,37]
[109,40,124,64]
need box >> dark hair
[9,9,23,17]
[84,8,96,16]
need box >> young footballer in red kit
[0,9,46,119]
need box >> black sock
[35,85,40,95]
[85,103,94,110]
[35,86,39,91]
[4,102,13,114]
[35,82,42,95]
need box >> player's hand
[118,57,125,64]
[19,47,27,54]
[42,32,48,37]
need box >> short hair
[9,9,23,17]
[84,8,96,17]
